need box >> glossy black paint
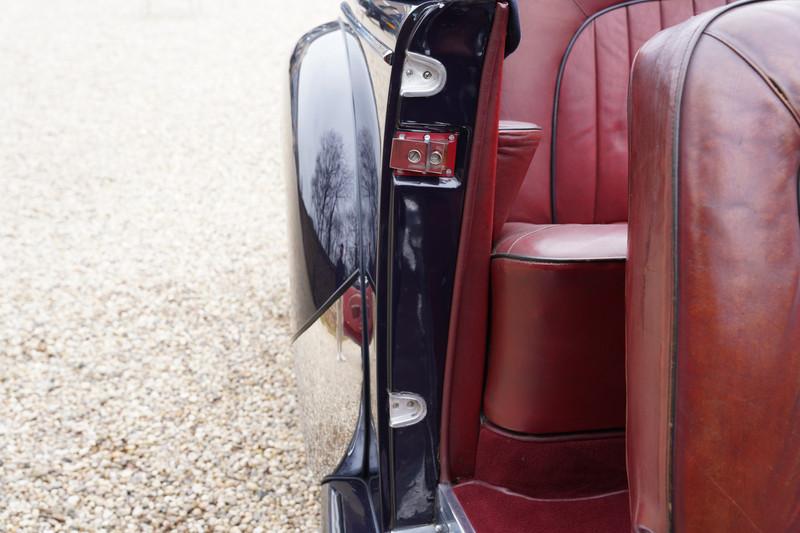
[288,21,380,338]
[385,178,462,525]
[287,10,383,531]
[289,0,500,530]
[374,1,497,529]
[322,478,381,533]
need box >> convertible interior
[438,1,800,531]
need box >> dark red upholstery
[445,0,740,480]
[485,223,626,434]
[473,424,627,499]
[501,0,736,225]
[454,482,630,533]
[481,0,738,440]
[493,222,627,261]
[627,2,800,531]
[493,121,542,240]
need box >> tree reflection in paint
[357,127,379,275]
[312,130,347,256]
[311,130,357,275]
[309,126,379,281]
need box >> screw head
[423,134,431,141]
[445,169,452,176]
[448,134,455,141]
[434,525,445,533]
[429,151,443,166]
[405,68,414,76]
[423,70,432,79]
[407,149,422,164]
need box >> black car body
[286,2,510,530]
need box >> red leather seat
[484,0,736,435]
[485,224,626,434]
[493,223,627,262]
[627,3,800,530]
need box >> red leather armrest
[493,120,542,240]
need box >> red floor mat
[474,424,628,499]
[453,481,631,533]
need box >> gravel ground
[0,1,335,530]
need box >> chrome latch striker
[400,52,447,97]
[389,392,427,428]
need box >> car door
[286,1,513,530]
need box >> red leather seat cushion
[484,223,627,435]
[494,222,627,261]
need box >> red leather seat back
[501,0,734,225]
[628,2,800,531]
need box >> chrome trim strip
[341,2,394,64]
[390,526,438,533]
[437,484,475,533]
[329,486,344,533]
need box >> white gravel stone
[0,0,335,530]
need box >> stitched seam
[663,2,770,528]
[457,480,629,503]
[705,31,800,129]
[502,225,554,254]
[655,9,726,530]
[667,17,712,533]
[571,0,589,17]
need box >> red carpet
[453,481,631,533]
[474,424,628,499]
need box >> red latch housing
[389,131,458,176]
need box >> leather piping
[492,253,626,264]
[704,30,800,129]
[550,0,655,223]
[665,1,766,528]
[482,419,625,442]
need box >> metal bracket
[400,52,447,97]
[389,392,427,428]
[390,131,458,176]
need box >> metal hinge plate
[390,131,458,176]
[401,51,447,97]
[389,392,427,428]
